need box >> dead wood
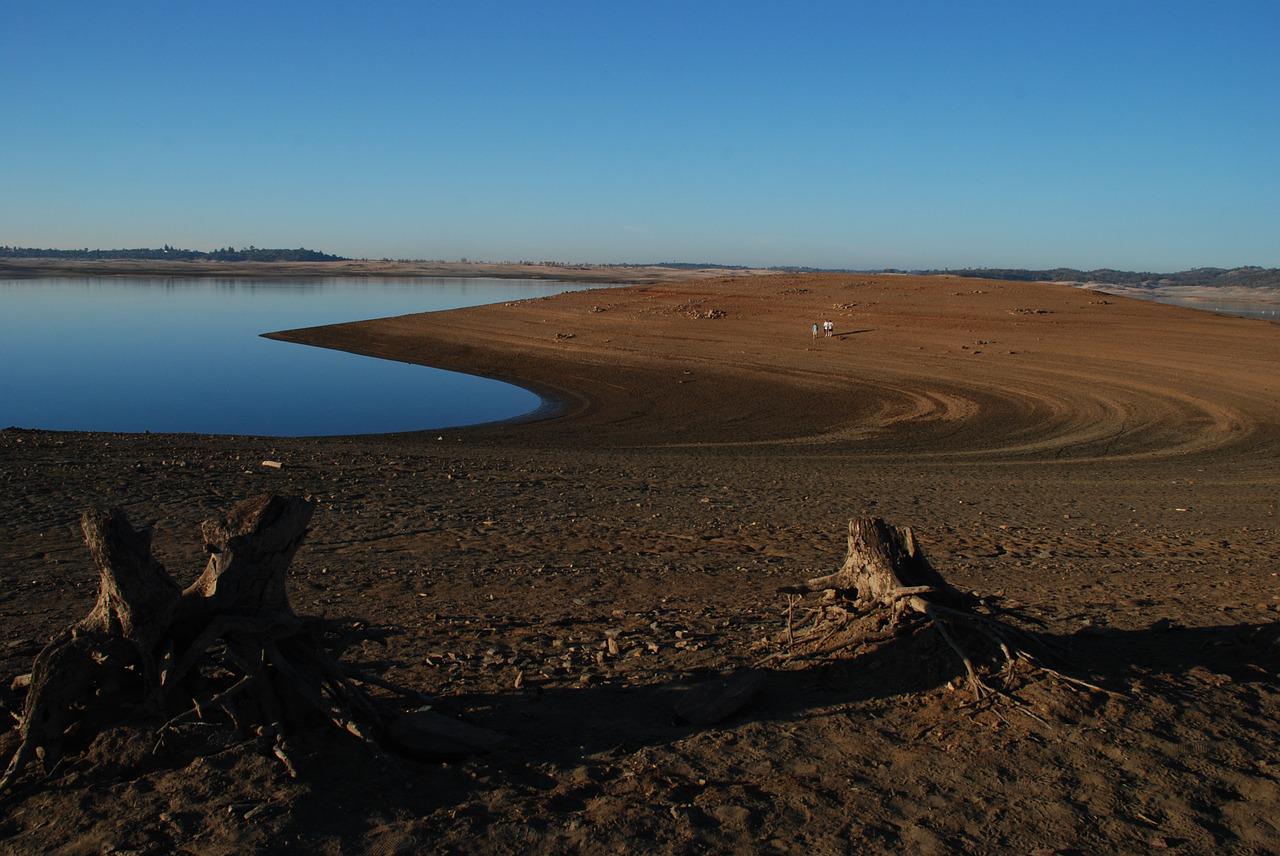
[768,516,1103,704]
[0,494,476,794]
[177,494,315,626]
[79,508,181,649]
[1,510,181,792]
[780,517,964,605]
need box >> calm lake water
[1074,284,1280,321]
[1147,298,1280,320]
[0,276,602,436]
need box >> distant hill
[0,245,346,262]
[910,266,1280,289]
[648,262,752,270]
[643,263,1280,288]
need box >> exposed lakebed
[0,276,602,436]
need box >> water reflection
[0,276,602,436]
[1075,284,1280,321]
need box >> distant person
[824,319,834,337]
[812,322,819,339]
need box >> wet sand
[2,273,1278,853]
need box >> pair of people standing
[811,319,834,338]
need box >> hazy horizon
[4,1,1277,271]
[6,245,1279,276]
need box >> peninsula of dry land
[1,273,1278,853]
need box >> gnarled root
[767,517,1106,705]
[1,495,406,793]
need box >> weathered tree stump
[181,494,313,622]
[769,517,1102,702]
[0,494,441,793]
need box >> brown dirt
[1,273,1278,854]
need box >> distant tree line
[647,262,1280,288]
[0,245,347,262]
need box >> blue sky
[2,1,1277,270]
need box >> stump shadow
[280,618,1278,829]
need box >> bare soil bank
[2,274,1278,853]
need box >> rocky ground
[1,273,1278,853]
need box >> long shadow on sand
[445,618,1277,760]
[276,618,1278,837]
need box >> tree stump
[0,494,438,793]
[769,516,1102,702]
[179,494,314,623]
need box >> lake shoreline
[0,257,776,284]
[3,272,1280,852]
[0,275,600,436]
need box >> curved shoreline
[270,272,1280,462]
[6,272,1280,852]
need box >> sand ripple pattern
[272,273,1280,466]
[806,367,1258,463]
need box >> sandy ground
[1,273,1279,854]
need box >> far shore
[0,257,778,284]
[8,258,1277,324]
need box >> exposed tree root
[766,517,1109,705]
[0,495,446,793]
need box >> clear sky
[2,1,1277,270]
